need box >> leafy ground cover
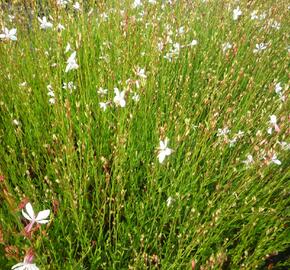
[0,0,289,269]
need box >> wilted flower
[38,16,53,29]
[0,27,17,41]
[22,202,50,233]
[157,138,172,163]
[233,7,242,21]
[113,88,126,107]
[65,51,79,72]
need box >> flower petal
[158,151,166,163]
[164,148,172,156]
[36,209,50,222]
[11,262,25,269]
[25,203,35,220]
[36,219,50,224]
[22,210,33,221]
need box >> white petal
[67,51,76,62]
[119,99,126,107]
[10,28,17,35]
[31,264,40,270]
[158,151,166,163]
[273,159,281,165]
[0,34,6,39]
[36,209,50,221]
[164,148,172,156]
[114,88,119,95]
[24,203,35,220]
[22,209,33,221]
[11,262,25,269]
[159,141,165,150]
[36,219,49,224]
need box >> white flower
[12,258,39,270]
[269,115,277,125]
[63,81,76,92]
[233,6,242,21]
[22,202,50,233]
[259,13,266,20]
[132,93,140,102]
[275,83,282,94]
[250,10,258,20]
[57,23,65,31]
[8,15,15,22]
[0,27,17,41]
[57,0,70,6]
[253,43,267,53]
[65,51,79,72]
[271,154,281,165]
[178,26,185,35]
[229,138,237,147]
[157,41,164,51]
[73,2,81,10]
[149,0,156,4]
[222,42,232,53]
[267,127,273,135]
[188,39,198,47]
[271,21,281,30]
[217,127,230,137]
[99,102,109,111]
[242,154,254,166]
[135,67,147,79]
[113,88,126,107]
[65,43,71,53]
[274,82,285,101]
[12,251,38,270]
[268,115,280,133]
[38,16,53,29]
[157,138,172,163]
[132,0,142,8]
[49,98,56,104]
[12,119,20,126]
[166,196,174,207]
[97,87,108,96]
